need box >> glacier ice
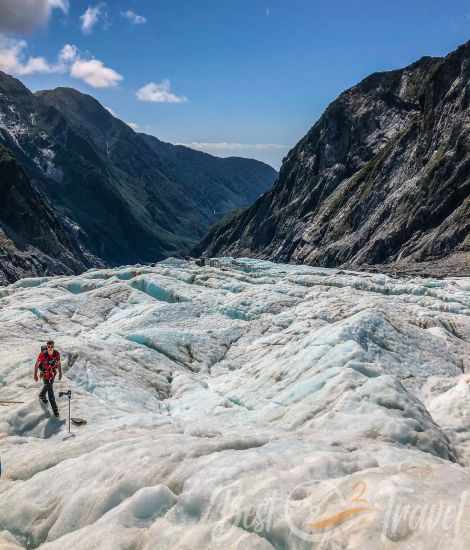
[1,258,470,549]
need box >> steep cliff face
[0,144,98,284]
[0,73,276,277]
[196,42,470,275]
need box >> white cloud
[0,38,122,89]
[0,36,56,75]
[0,0,68,34]
[101,108,139,131]
[80,4,104,34]
[176,142,287,168]
[104,106,117,117]
[0,38,79,76]
[58,43,78,63]
[48,0,69,11]
[70,58,122,88]
[126,122,139,131]
[136,80,187,103]
[121,10,146,24]
[19,56,55,75]
[182,142,287,152]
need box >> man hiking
[34,340,62,417]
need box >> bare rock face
[196,42,470,276]
[0,144,100,284]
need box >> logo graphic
[285,479,375,543]
[309,481,374,529]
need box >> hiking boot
[53,410,60,418]
[39,396,48,405]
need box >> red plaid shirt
[36,350,61,381]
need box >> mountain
[0,143,100,284]
[0,73,276,276]
[196,42,470,276]
[1,259,470,548]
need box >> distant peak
[36,86,99,104]
[0,71,33,96]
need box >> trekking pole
[59,390,74,439]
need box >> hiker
[34,340,62,417]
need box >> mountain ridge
[0,72,276,281]
[195,41,470,276]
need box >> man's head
[46,340,54,355]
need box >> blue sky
[1,1,470,168]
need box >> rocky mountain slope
[1,258,470,548]
[0,143,100,284]
[0,73,276,278]
[196,41,470,276]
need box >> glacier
[1,258,470,549]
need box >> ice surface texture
[1,258,470,549]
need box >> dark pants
[39,379,58,413]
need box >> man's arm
[34,354,42,382]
